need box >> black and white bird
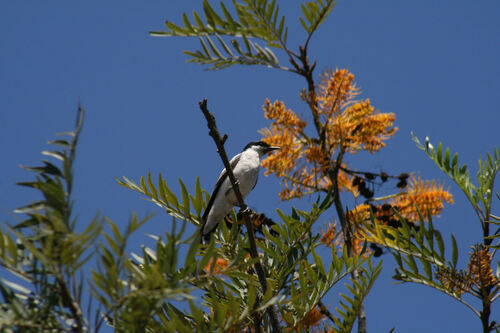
[201,141,279,243]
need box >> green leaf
[193,10,205,29]
[199,239,216,274]
[451,234,458,268]
[299,0,337,34]
[182,13,193,31]
[147,172,158,199]
[47,139,71,148]
[150,0,294,72]
[421,260,432,280]
[203,0,224,28]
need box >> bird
[201,141,279,243]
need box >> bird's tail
[200,216,212,244]
[201,232,211,245]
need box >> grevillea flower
[260,69,397,202]
[435,266,470,297]
[316,69,358,116]
[329,99,397,153]
[320,220,367,257]
[467,244,498,289]
[392,174,454,221]
[300,306,324,329]
[320,222,340,247]
[205,258,229,275]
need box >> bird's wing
[215,153,241,184]
[251,171,259,191]
[201,153,241,226]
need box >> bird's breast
[227,152,260,201]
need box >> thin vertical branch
[198,99,282,333]
[291,42,367,333]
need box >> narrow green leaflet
[299,0,337,34]
[118,174,201,225]
[150,0,294,71]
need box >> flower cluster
[330,99,397,153]
[316,69,358,116]
[392,175,454,221]
[435,266,471,297]
[205,258,229,275]
[345,174,453,227]
[299,306,325,330]
[320,222,340,247]
[468,244,498,290]
[259,116,303,179]
[320,220,367,257]
[260,69,397,201]
[435,244,499,296]
[263,98,306,131]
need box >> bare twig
[198,99,282,333]
[318,300,337,324]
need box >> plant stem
[292,43,367,333]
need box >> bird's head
[243,141,280,157]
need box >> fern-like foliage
[412,133,500,248]
[412,134,499,222]
[150,0,337,71]
[330,259,381,333]
[150,0,292,71]
[300,0,337,35]
[118,172,379,331]
[151,0,286,43]
[117,173,205,224]
[360,216,486,317]
[0,106,102,332]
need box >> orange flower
[205,258,229,275]
[467,244,498,289]
[320,222,340,247]
[329,99,397,153]
[300,307,324,329]
[263,99,306,131]
[321,219,369,257]
[347,203,371,225]
[260,69,397,202]
[435,266,470,296]
[392,174,453,221]
[260,125,302,178]
[316,69,358,117]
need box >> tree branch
[291,43,368,332]
[198,99,282,333]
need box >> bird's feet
[239,206,250,215]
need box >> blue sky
[1,1,499,331]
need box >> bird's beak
[266,146,280,154]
